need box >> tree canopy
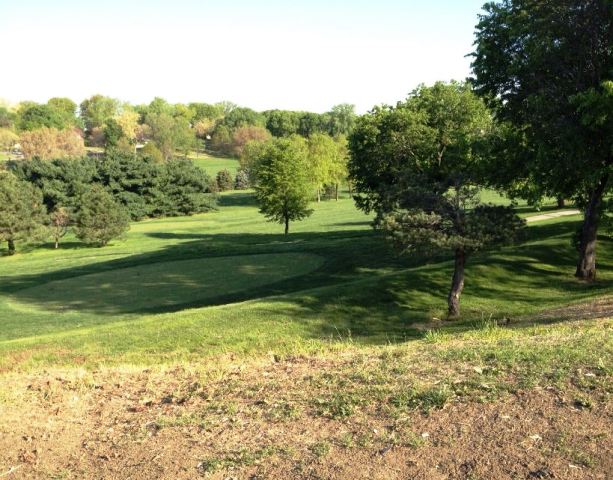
[349,82,524,316]
[252,136,314,234]
[471,0,612,280]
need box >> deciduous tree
[349,82,524,317]
[471,0,612,280]
[252,137,313,234]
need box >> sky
[0,0,487,113]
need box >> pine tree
[0,172,47,255]
[76,185,130,246]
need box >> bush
[75,185,130,246]
[216,169,234,191]
[234,169,250,190]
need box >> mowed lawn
[189,152,240,176]
[0,190,611,370]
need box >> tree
[264,110,300,137]
[349,82,524,317]
[0,172,47,255]
[80,95,121,133]
[145,112,195,160]
[471,0,612,280]
[76,185,130,246]
[327,104,357,136]
[0,128,19,152]
[20,127,86,160]
[307,133,347,201]
[216,169,234,191]
[234,169,250,190]
[252,137,314,234]
[230,125,271,156]
[17,104,70,131]
[49,207,70,249]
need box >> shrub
[234,169,250,190]
[216,169,234,191]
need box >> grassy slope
[189,152,240,176]
[0,191,611,370]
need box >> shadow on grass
[4,217,613,347]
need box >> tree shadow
[4,217,612,347]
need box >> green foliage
[217,107,265,131]
[471,0,612,278]
[0,172,47,254]
[75,185,130,246]
[216,169,234,192]
[12,152,215,220]
[79,95,121,133]
[307,133,348,200]
[0,106,16,129]
[146,112,196,160]
[140,142,164,164]
[157,159,216,216]
[349,82,524,315]
[11,157,97,212]
[234,168,250,190]
[252,137,314,234]
[327,103,357,137]
[17,103,73,131]
[264,110,301,137]
[103,118,124,149]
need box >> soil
[0,360,610,479]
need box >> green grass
[0,190,610,371]
[189,151,240,176]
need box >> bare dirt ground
[0,357,611,479]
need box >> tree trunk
[317,188,321,203]
[447,248,465,317]
[335,183,339,201]
[284,217,289,235]
[55,237,59,249]
[7,239,15,256]
[557,196,565,208]
[575,173,609,281]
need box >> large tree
[252,136,313,234]
[349,82,524,317]
[0,172,47,255]
[471,0,612,280]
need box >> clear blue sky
[0,0,487,112]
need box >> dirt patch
[0,356,610,480]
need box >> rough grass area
[0,313,610,479]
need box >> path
[526,209,580,223]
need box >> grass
[188,151,240,175]
[0,189,610,371]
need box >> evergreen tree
[76,185,130,246]
[0,172,47,255]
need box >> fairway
[1,191,611,369]
[189,152,240,175]
[9,252,324,314]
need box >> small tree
[49,207,71,249]
[76,185,130,246]
[216,169,234,192]
[234,168,250,190]
[349,82,525,317]
[252,137,313,234]
[0,172,47,255]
